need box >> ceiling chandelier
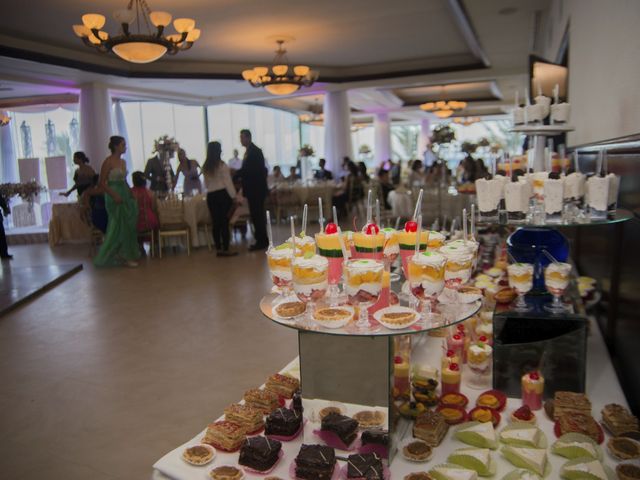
[0,111,9,127]
[242,40,318,96]
[420,100,467,118]
[72,0,200,64]
[452,116,481,126]
[299,98,323,125]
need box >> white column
[79,83,113,171]
[114,100,132,173]
[419,118,431,156]
[1,121,18,182]
[374,112,391,166]
[323,90,353,175]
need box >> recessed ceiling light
[498,7,518,15]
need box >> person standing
[203,141,238,257]
[0,192,12,260]
[228,148,243,173]
[94,136,140,268]
[237,129,269,251]
[62,151,96,198]
[144,152,175,195]
[175,148,202,195]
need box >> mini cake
[361,429,389,448]
[347,453,384,479]
[413,410,449,446]
[203,421,246,451]
[454,421,498,450]
[294,444,336,480]
[238,436,282,472]
[208,465,244,480]
[243,388,280,413]
[353,410,385,428]
[224,403,264,433]
[601,403,638,436]
[265,373,300,399]
[321,412,359,446]
[265,407,302,437]
[553,391,591,420]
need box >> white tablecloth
[182,194,211,248]
[152,314,627,479]
[48,202,91,246]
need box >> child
[131,171,159,256]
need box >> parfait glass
[292,255,329,326]
[507,263,534,312]
[344,259,384,332]
[381,227,401,282]
[440,243,474,290]
[315,232,345,305]
[352,232,385,260]
[407,251,446,326]
[266,245,295,301]
[544,262,572,314]
[397,230,429,280]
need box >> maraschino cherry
[325,223,338,234]
[365,223,380,234]
[529,371,540,380]
[404,220,418,232]
[449,363,460,371]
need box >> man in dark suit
[238,129,269,251]
[0,193,12,259]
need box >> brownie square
[265,407,302,437]
[238,436,281,472]
[295,444,336,480]
[361,429,389,447]
[321,412,359,446]
[347,453,383,479]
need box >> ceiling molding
[445,0,491,68]
[0,93,78,109]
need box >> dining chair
[157,196,190,258]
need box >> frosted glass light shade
[253,66,269,77]
[173,18,195,33]
[272,64,288,76]
[435,109,454,118]
[112,42,168,63]
[149,11,172,27]
[113,8,136,24]
[186,28,201,42]
[241,69,257,81]
[265,83,300,95]
[73,24,91,37]
[293,65,309,76]
[82,13,106,30]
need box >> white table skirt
[152,316,627,479]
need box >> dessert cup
[563,172,585,203]
[535,95,551,118]
[315,232,345,304]
[368,267,391,316]
[513,106,525,125]
[441,362,461,395]
[531,172,548,201]
[586,175,609,220]
[607,173,620,214]
[344,259,384,332]
[381,228,401,282]
[521,371,545,410]
[505,180,532,223]
[407,251,446,326]
[292,255,329,325]
[544,262,571,314]
[266,244,296,299]
[398,230,429,279]
[551,102,570,123]
[440,243,474,290]
[475,177,503,221]
[287,234,316,256]
[507,263,534,312]
[467,338,493,389]
[352,232,385,260]
[427,230,446,250]
[447,239,480,271]
[543,177,564,223]
[525,103,545,123]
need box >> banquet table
[48,202,92,246]
[151,313,628,480]
[272,182,337,220]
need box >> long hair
[73,151,90,164]
[202,141,222,174]
[108,136,125,153]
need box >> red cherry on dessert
[453,334,462,341]
[529,371,540,380]
[365,223,380,234]
[450,363,459,371]
[404,220,418,232]
[479,336,488,342]
[394,356,403,364]
[325,223,338,234]
[446,349,455,357]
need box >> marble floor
[0,238,298,479]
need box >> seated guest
[376,168,395,210]
[407,159,425,187]
[131,171,159,256]
[80,174,108,234]
[314,158,333,180]
[268,165,285,189]
[62,151,96,198]
[287,166,300,182]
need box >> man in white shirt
[228,149,243,172]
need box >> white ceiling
[0,0,550,120]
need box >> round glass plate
[259,294,480,337]
[477,209,633,228]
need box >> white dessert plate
[313,306,354,329]
[373,306,419,330]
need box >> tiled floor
[0,238,298,479]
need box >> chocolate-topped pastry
[295,444,336,480]
[238,436,282,472]
[347,453,383,479]
[321,412,359,446]
[292,389,303,413]
[361,429,389,447]
[265,407,302,437]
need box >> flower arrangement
[430,124,455,145]
[153,135,179,156]
[299,144,315,157]
[0,181,45,202]
[460,141,478,155]
[358,144,371,155]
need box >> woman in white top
[202,141,238,256]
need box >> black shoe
[1,254,12,260]
[249,243,268,251]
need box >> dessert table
[151,312,628,480]
[48,202,92,246]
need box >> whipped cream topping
[287,235,315,246]
[268,245,295,258]
[413,250,446,266]
[440,244,474,260]
[564,172,585,199]
[551,102,570,123]
[293,254,328,270]
[428,230,446,244]
[345,259,384,271]
[508,263,534,277]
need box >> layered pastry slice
[560,458,611,480]
[202,420,246,451]
[294,444,336,480]
[346,453,384,479]
[238,436,282,472]
[553,391,591,420]
[265,407,302,437]
[413,410,449,447]
[321,412,359,447]
[224,403,264,433]
[501,446,549,477]
[265,373,300,399]
[556,413,601,442]
[601,403,639,436]
[243,388,280,414]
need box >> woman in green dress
[94,136,140,267]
